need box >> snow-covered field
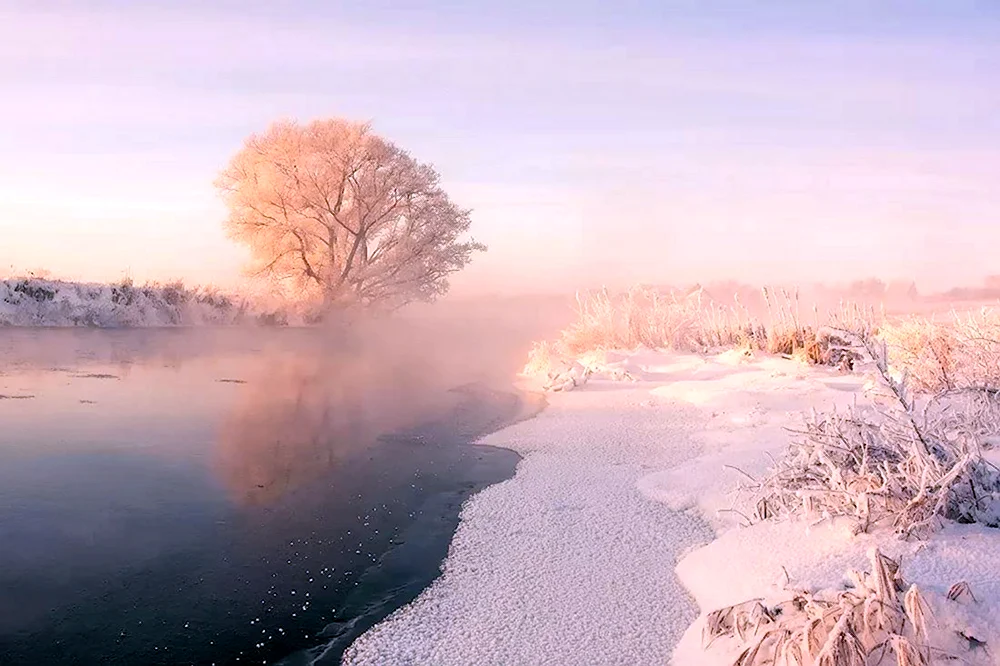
[341,349,1000,665]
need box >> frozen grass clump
[556,285,817,355]
[522,340,562,378]
[753,328,1000,538]
[703,548,983,666]
[879,308,1000,393]
[557,286,710,353]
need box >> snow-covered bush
[753,329,1000,538]
[522,340,561,378]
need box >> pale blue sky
[1,1,998,293]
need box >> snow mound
[638,354,860,526]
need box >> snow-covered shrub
[12,279,57,302]
[753,329,1000,538]
[879,318,959,392]
[255,309,289,327]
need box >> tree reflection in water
[214,349,457,505]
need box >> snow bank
[341,349,1000,665]
[342,374,715,665]
[637,355,865,529]
[0,278,290,327]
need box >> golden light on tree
[215,119,485,309]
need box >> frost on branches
[215,119,485,311]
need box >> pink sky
[2,3,999,295]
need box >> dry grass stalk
[886,634,928,666]
[704,599,775,647]
[704,550,940,666]
[903,585,932,647]
[945,582,977,604]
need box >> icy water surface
[0,328,532,665]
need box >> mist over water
[0,300,568,666]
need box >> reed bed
[879,308,1000,393]
[529,285,1000,389]
[557,285,820,356]
[524,285,878,378]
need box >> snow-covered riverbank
[0,278,260,326]
[342,350,1000,665]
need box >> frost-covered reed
[703,548,962,666]
[879,308,1000,393]
[524,285,876,380]
[557,285,823,355]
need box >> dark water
[0,328,537,666]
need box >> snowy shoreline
[340,349,1000,665]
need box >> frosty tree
[216,119,484,309]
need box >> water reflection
[214,350,458,506]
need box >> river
[0,318,555,666]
